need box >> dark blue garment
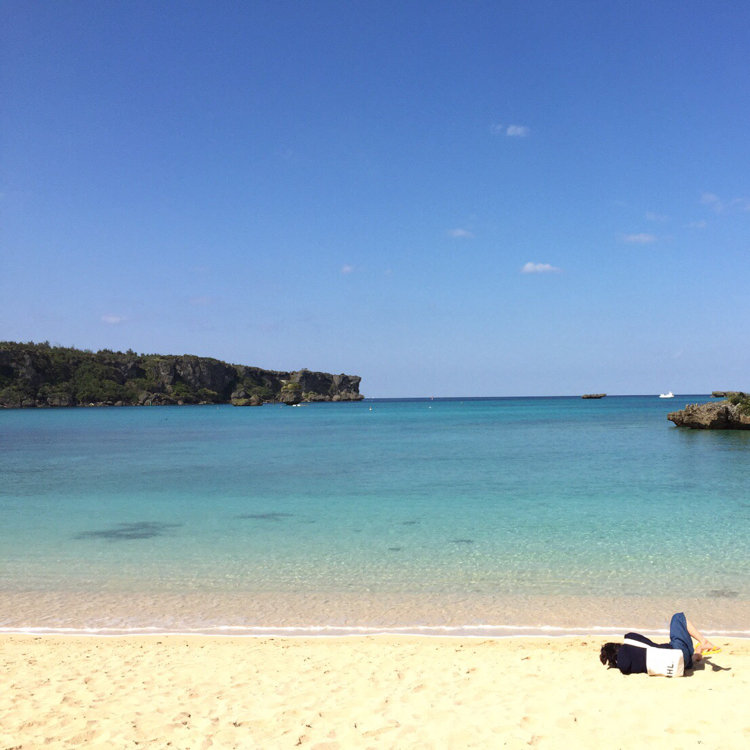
[616,613,694,674]
[617,632,660,674]
[668,611,694,669]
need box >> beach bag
[623,638,685,677]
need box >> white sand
[2,634,748,749]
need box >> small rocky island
[668,392,750,429]
[582,393,606,399]
[0,341,363,407]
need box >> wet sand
[2,590,749,636]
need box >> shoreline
[3,625,750,639]
[3,590,749,639]
[4,633,749,748]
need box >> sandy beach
[2,634,748,749]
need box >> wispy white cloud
[101,314,125,325]
[645,211,669,222]
[448,228,475,239]
[623,233,656,244]
[506,125,530,137]
[701,192,750,213]
[521,262,560,274]
[701,192,722,211]
[491,123,530,137]
[340,264,355,275]
[687,220,707,229]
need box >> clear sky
[2,1,749,397]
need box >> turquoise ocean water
[2,397,749,636]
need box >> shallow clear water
[2,397,749,634]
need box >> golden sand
[2,634,748,749]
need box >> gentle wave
[3,624,750,638]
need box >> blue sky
[2,1,749,397]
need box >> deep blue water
[1,396,749,632]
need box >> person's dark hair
[600,642,620,668]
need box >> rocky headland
[668,393,750,429]
[0,342,363,408]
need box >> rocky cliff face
[668,398,750,429]
[0,342,364,407]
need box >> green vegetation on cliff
[727,392,750,416]
[0,341,363,408]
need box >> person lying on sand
[600,612,717,676]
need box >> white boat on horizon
[659,391,674,399]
